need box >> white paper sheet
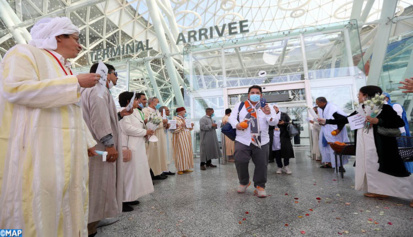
[308,107,318,119]
[185,119,192,128]
[96,61,108,98]
[126,91,136,111]
[168,120,176,129]
[347,113,365,130]
[162,108,167,120]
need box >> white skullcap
[29,17,79,50]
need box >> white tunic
[318,103,350,167]
[355,128,413,199]
[119,109,154,201]
[0,44,96,236]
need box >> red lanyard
[44,50,73,75]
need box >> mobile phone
[260,98,267,108]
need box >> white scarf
[29,17,79,50]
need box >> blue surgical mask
[184,113,188,118]
[138,103,144,108]
[155,104,161,110]
[250,94,261,102]
[211,113,215,117]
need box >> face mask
[211,113,215,117]
[250,94,261,102]
[155,104,161,110]
[108,80,114,89]
[184,113,188,118]
[384,101,388,104]
[138,103,144,108]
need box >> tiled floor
[97,150,413,237]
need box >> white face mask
[108,80,114,89]
[384,101,388,104]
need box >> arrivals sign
[175,19,249,44]
[90,20,249,61]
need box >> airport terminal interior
[2,0,413,236]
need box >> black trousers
[234,141,269,188]
[273,150,290,168]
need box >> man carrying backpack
[228,85,278,198]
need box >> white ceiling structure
[1,0,413,106]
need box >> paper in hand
[308,107,318,119]
[96,61,108,98]
[162,108,167,120]
[168,120,176,129]
[347,114,365,130]
[126,91,136,111]
[97,61,108,86]
[185,119,192,128]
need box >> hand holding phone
[260,98,267,108]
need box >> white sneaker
[276,168,282,174]
[237,181,251,193]
[282,166,292,174]
[254,186,267,198]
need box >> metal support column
[367,0,398,85]
[0,0,28,44]
[146,0,185,106]
[343,28,356,76]
[403,48,413,81]
[221,48,227,88]
[145,60,165,105]
[299,34,309,80]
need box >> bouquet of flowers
[360,94,386,133]
[146,113,163,142]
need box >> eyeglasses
[110,72,118,77]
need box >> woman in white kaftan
[118,92,154,201]
[355,86,413,204]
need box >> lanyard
[137,109,145,121]
[44,50,73,76]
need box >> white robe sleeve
[120,115,147,137]
[0,45,80,108]
[84,119,97,148]
[228,102,241,128]
[267,107,279,126]
[392,104,403,118]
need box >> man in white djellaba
[316,97,350,171]
[0,17,99,236]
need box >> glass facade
[184,20,366,152]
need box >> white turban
[29,17,79,50]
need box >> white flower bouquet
[146,113,163,142]
[360,94,386,133]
